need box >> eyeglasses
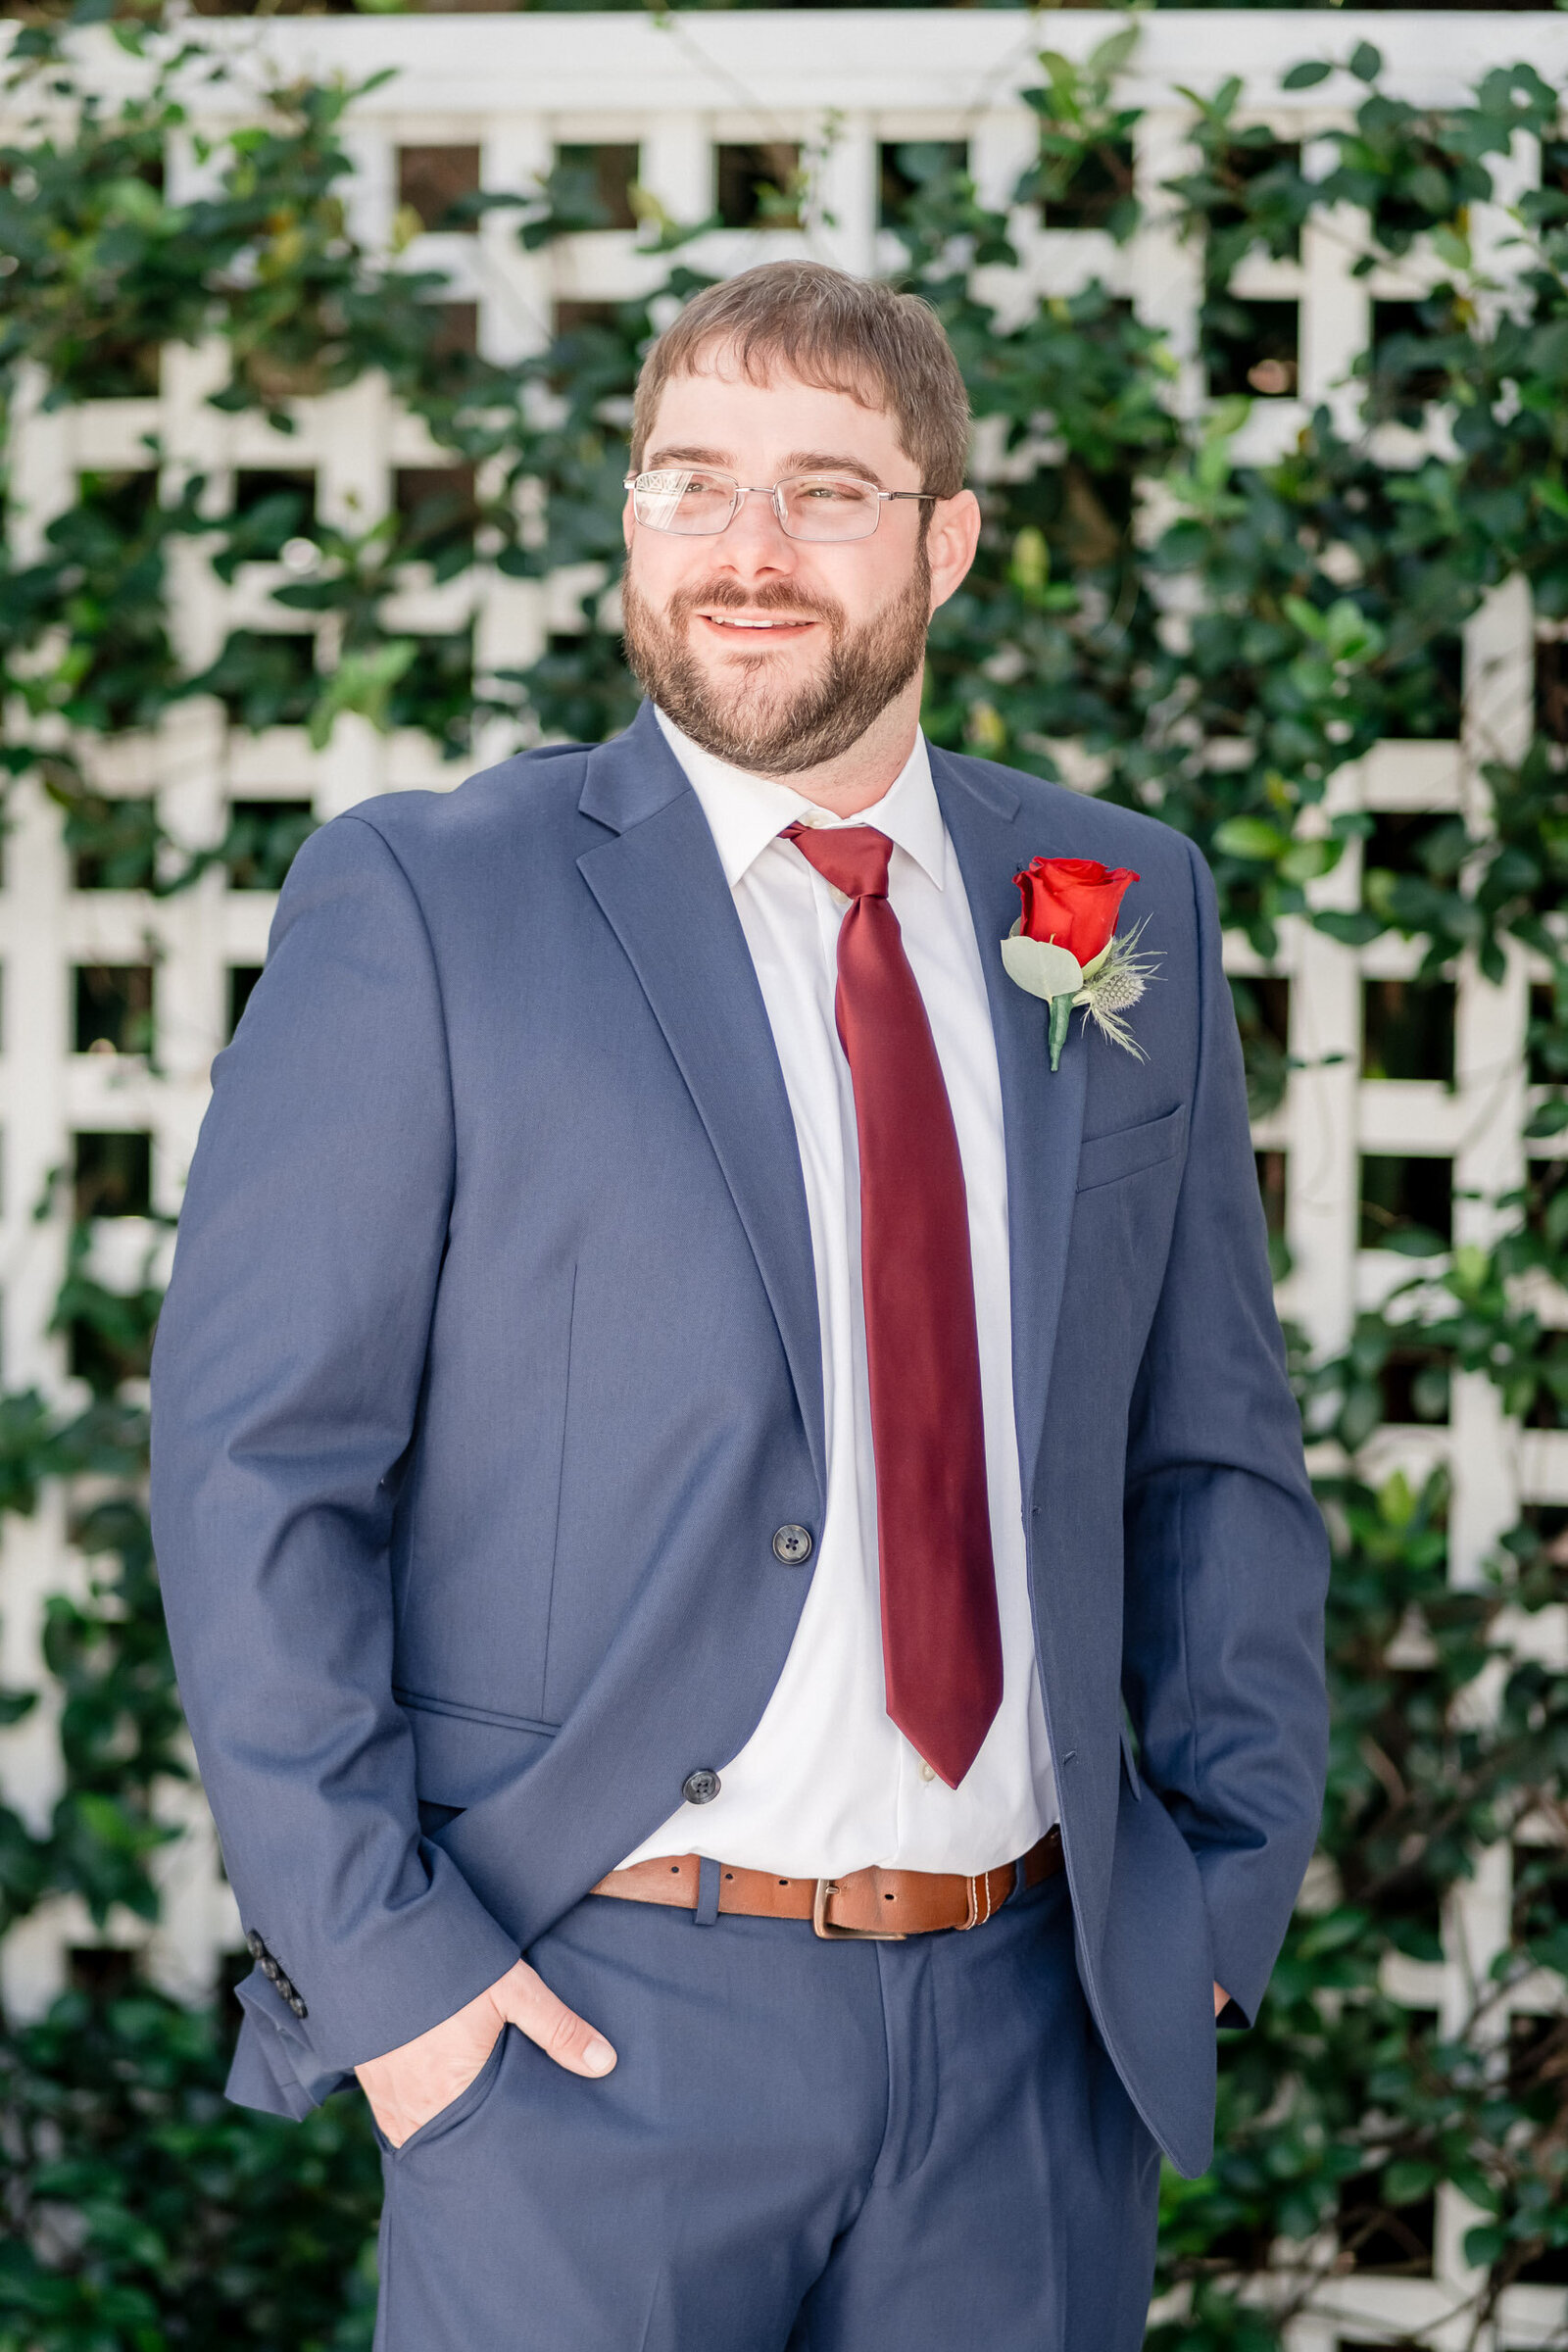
[623,467,937,544]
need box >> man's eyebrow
[643,446,734,471]
[640,448,898,488]
[780,452,888,486]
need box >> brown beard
[620,545,931,776]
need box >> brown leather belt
[589,1825,1063,1941]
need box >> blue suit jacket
[149,700,1328,2179]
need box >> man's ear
[926,489,982,615]
[621,493,636,554]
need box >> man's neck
[744,678,925,819]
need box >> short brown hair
[630,260,971,499]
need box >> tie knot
[782,822,892,901]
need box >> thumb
[491,1957,617,2079]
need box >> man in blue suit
[150,260,1327,2351]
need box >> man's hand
[1213,1982,1230,2020]
[355,1956,617,2149]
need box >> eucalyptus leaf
[1000,933,1084,1002]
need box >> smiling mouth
[698,612,817,634]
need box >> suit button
[288,1994,309,2019]
[260,1957,281,1983]
[245,1930,265,1959]
[682,1769,721,1805]
[772,1524,813,1565]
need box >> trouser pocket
[374,2023,511,2163]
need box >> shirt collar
[655,706,946,892]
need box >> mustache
[667,578,846,629]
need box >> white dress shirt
[618,708,1057,1879]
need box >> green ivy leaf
[1278,837,1344,884]
[306,640,417,751]
[1213,817,1289,862]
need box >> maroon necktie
[783,821,1003,1788]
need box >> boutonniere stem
[1000,858,1159,1071]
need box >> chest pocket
[1075,1102,1187,1195]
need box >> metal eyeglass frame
[623,467,939,542]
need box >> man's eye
[798,479,864,502]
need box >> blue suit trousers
[369,1868,1161,2351]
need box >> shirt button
[919,1761,937,1784]
[682,1769,721,1805]
[772,1524,813,1566]
[288,1994,309,2019]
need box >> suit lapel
[577,707,827,1497]
[930,747,1088,1502]
[575,710,1096,1512]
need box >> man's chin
[686,631,822,684]
[682,705,813,771]
[682,658,828,741]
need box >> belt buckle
[812,1877,906,1941]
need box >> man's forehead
[644,359,906,467]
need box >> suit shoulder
[330,743,593,870]
[946,749,1199,879]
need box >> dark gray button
[245,1930,265,1959]
[682,1769,721,1805]
[288,1994,309,2019]
[260,1957,281,1982]
[772,1524,813,1565]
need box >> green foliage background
[1,12,1567,2345]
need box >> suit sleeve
[1121,837,1330,2026]
[150,812,520,2082]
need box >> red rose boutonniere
[1001,857,1158,1071]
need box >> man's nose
[711,488,797,576]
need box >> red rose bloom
[1014,857,1138,967]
